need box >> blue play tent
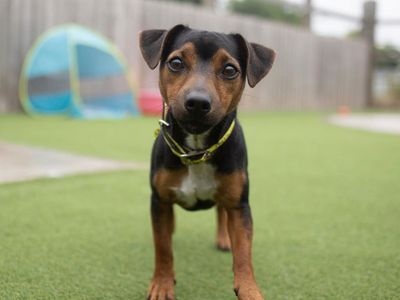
[20,24,137,118]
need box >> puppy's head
[140,24,275,134]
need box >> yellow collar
[155,119,236,165]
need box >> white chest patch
[173,163,218,208]
[172,133,217,208]
[185,132,208,149]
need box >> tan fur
[159,44,246,126]
[148,36,264,300]
[153,168,188,202]
[227,208,263,300]
[215,171,247,207]
[216,205,231,251]
[159,42,197,107]
[211,49,245,113]
[148,202,175,300]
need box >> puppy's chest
[172,163,218,207]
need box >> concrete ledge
[0,141,148,184]
[328,114,400,136]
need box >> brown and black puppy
[139,24,275,300]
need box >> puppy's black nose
[184,91,211,116]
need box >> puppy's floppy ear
[234,34,276,88]
[139,24,188,69]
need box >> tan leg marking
[148,201,176,300]
[215,171,264,299]
[227,207,264,300]
[149,168,186,300]
[216,205,231,251]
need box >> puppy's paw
[147,276,175,300]
[234,282,264,300]
[216,235,231,252]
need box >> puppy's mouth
[177,119,213,134]
[169,104,221,134]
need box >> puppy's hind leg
[216,205,231,251]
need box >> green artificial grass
[0,113,400,299]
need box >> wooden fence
[0,0,369,112]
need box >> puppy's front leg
[227,205,264,300]
[147,193,175,300]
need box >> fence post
[362,0,376,106]
[303,0,312,29]
[202,0,214,8]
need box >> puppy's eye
[221,64,239,79]
[168,57,184,72]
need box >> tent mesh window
[20,24,137,118]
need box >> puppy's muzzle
[184,90,211,118]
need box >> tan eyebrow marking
[166,42,197,68]
[212,48,241,71]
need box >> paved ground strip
[329,113,400,136]
[0,141,147,184]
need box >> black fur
[150,109,249,211]
[140,26,274,300]
[140,25,276,85]
[141,25,274,211]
